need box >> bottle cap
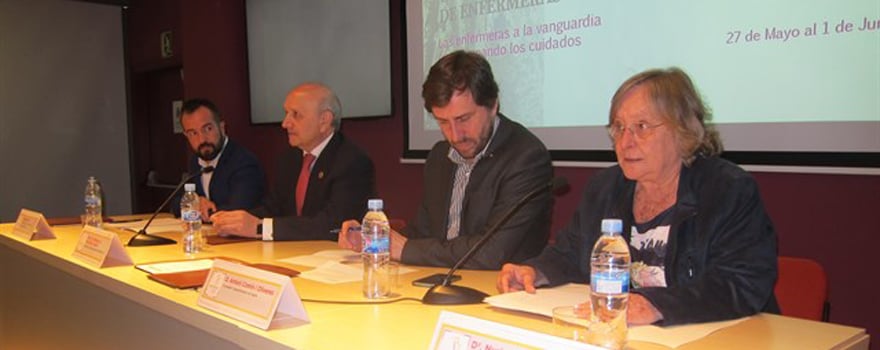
[184,183,196,192]
[367,199,383,210]
[601,219,623,233]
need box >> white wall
[0,0,130,221]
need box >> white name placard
[430,311,600,350]
[71,225,133,268]
[11,208,55,240]
[197,259,309,330]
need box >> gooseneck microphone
[422,177,568,305]
[127,166,214,247]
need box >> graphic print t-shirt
[629,207,675,288]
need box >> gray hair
[609,67,723,165]
[324,91,342,129]
[297,82,343,129]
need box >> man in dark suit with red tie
[211,83,375,241]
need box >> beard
[451,139,478,159]
[196,136,225,161]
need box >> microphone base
[127,233,176,247]
[422,284,489,305]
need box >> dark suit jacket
[172,139,265,216]
[526,156,778,325]
[401,115,553,270]
[249,132,375,241]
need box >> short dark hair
[421,50,499,112]
[180,98,222,124]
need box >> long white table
[0,221,870,349]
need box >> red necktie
[295,153,315,216]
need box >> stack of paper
[485,283,589,317]
[277,249,360,268]
[104,217,182,234]
[484,283,749,348]
[280,250,417,284]
[298,261,364,284]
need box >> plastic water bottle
[361,199,391,299]
[84,176,103,228]
[180,183,202,254]
[588,219,631,350]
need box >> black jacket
[402,115,553,269]
[171,139,265,216]
[249,132,375,241]
[527,156,779,325]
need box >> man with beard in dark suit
[173,98,265,219]
[339,51,553,269]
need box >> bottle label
[182,209,201,222]
[363,237,389,254]
[591,272,630,294]
[85,196,100,206]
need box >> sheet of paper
[297,260,418,284]
[484,283,749,348]
[298,261,363,284]
[104,217,182,234]
[137,259,215,274]
[484,283,589,317]
[277,249,361,268]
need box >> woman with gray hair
[497,67,779,326]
